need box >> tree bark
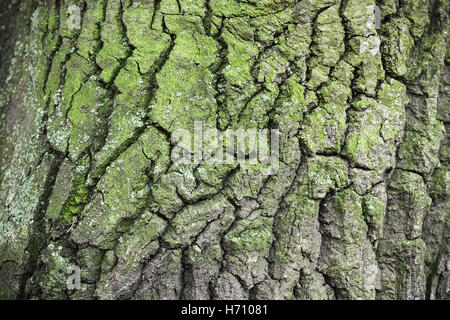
[0,0,448,300]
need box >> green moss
[224,215,273,253]
[67,80,110,160]
[428,168,449,200]
[380,17,414,77]
[75,1,104,60]
[148,15,218,132]
[318,81,352,106]
[299,104,347,155]
[330,60,355,86]
[70,130,162,248]
[303,156,349,199]
[342,108,387,170]
[318,189,378,299]
[309,5,345,68]
[210,0,296,17]
[306,65,330,90]
[272,193,320,264]
[377,78,408,141]
[35,242,72,299]
[95,0,129,83]
[60,171,89,223]
[403,0,430,38]
[77,246,102,283]
[334,189,368,236]
[1,0,448,301]
[362,187,386,243]
[341,0,377,36]
[165,195,234,248]
[397,118,445,174]
[46,161,73,221]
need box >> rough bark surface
[0,0,448,300]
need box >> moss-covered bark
[0,0,448,300]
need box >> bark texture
[0,0,448,300]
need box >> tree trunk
[0,0,448,300]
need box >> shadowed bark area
[0,0,448,300]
